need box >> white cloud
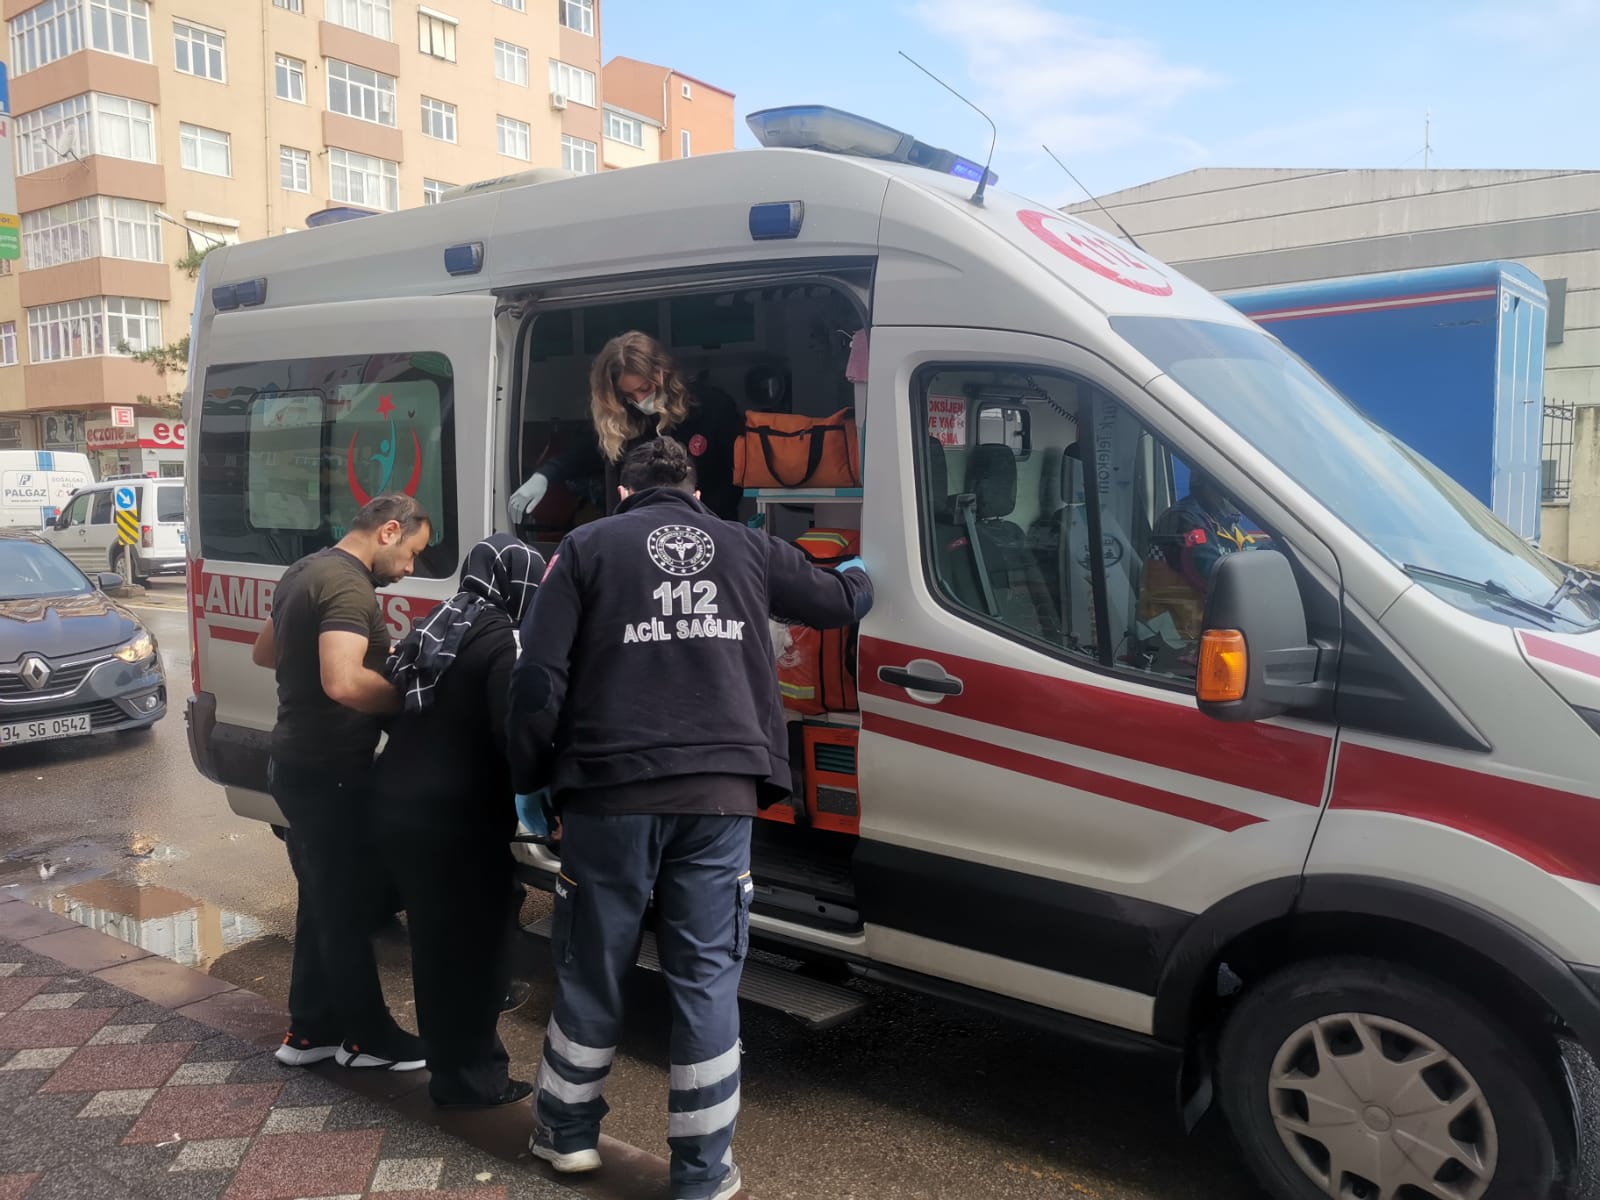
[909,0,1218,157]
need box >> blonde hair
[589,331,691,462]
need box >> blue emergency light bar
[746,105,997,188]
[305,206,377,228]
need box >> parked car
[43,476,186,586]
[0,531,166,745]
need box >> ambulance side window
[195,351,459,578]
[915,372,1264,688]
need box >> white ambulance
[185,107,1600,1199]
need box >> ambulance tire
[1217,956,1573,1200]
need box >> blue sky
[600,0,1597,205]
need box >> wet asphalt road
[1,579,1596,1200]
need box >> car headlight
[113,633,155,663]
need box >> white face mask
[630,393,660,416]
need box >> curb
[0,890,690,1200]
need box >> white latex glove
[508,472,548,526]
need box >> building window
[329,146,399,211]
[273,0,304,10]
[327,59,397,126]
[497,115,530,161]
[280,146,310,192]
[10,0,152,76]
[682,81,692,99]
[561,133,596,175]
[173,19,225,81]
[559,0,593,35]
[491,0,524,8]
[417,8,455,60]
[275,54,306,102]
[604,109,644,148]
[0,324,17,368]
[16,94,157,175]
[548,60,596,107]
[494,39,528,86]
[180,122,231,176]
[680,129,691,158]
[420,96,457,143]
[22,197,162,270]
[326,0,391,41]
[423,179,453,205]
[27,297,160,363]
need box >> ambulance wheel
[1217,956,1573,1200]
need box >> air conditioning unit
[549,91,568,111]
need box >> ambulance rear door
[187,294,497,824]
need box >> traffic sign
[114,486,137,511]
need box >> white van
[185,107,1600,1199]
[0,450,94,529]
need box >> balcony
[20,259,170,310]
[9,52,160,114]
[319,21,400,77]
[23,356,165,411]
[18,157,166,216]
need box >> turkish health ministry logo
[647,525,715,577]
[347,393,423,506]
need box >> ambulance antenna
[1043,145,1146,252]
[897,50,996,207]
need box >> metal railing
[1542,401,1575,504]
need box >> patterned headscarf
[386,534,544,712]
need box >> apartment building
[0,0,605,450]
[602,55,733,166]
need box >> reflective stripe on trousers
[534,809,753,1200]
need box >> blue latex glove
[834,556,866,574]
[514,789,552,837]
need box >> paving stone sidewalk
[0,892,676,1200]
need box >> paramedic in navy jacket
[508,437,871,1200]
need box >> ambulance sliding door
[190,295,496,824]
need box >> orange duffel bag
[773,529,860,715]
[734,408,861,490]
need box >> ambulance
[185,106,1600,1199]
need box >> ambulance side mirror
[1196,549,1326,724]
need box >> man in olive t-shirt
[251,494,433,1072]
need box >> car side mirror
[1197,549,1328,723]
[97,572,124,591]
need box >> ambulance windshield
[1113,316,1600,631]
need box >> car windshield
[1113,316,1600,632]
[0,539,92,600]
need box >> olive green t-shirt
[269,547,390,771]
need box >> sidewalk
[0,892,680,1200]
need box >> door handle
[878,664,964,696]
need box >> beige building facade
[0,0,607,452]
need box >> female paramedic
[508,330,743,525]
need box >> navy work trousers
[535,810,753,1200]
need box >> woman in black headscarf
[376,533,544,1108]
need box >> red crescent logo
[1017,210,1173,297]
[346,427,425,508]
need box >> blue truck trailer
[1222,261,1549,539]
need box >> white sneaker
[528,1126,602,1173]
[682,1164,743,1200]
[274,1032,339,1067]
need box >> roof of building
[603,56,736,100]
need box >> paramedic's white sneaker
[334,1031,426,1071]
[683,1164,743,1200]
[528,1126,602,1173]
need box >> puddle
[4,839,264,970]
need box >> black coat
[374,611,517,835]
[538,384,743,520]
[508,488,873,807]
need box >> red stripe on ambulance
[864,713,1262,833]
[1330,743,1600,886]
[859,637,1330,807]
[193,569,440,643]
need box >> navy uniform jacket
[508,487,873,805]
